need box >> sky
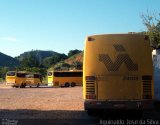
[0,0,160,57]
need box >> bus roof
[48,70,82,72]
[87,32,143,37]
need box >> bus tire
[23,83,26,88]
[71,82,76,87]
[37,83,40,88]
[65,82,70,87]
[20,83,25,88]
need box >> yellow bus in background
[6,71,27,88]
[47,70,83,87]
[83,33,154,115]
[6,71,41,88]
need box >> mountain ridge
[0,52,20,67]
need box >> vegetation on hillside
[0,52,19,67]
[0,53,19,79]
[52,52,83,71]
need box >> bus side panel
[53,77,82,86]
[15,77,26,86]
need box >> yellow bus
[6,71,27,88]
[83,34,154,115]
[6,71,41,88]
[47,70,83,87]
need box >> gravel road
[0,84,160,125]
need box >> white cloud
[1,37,20,42]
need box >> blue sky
[0,0,160,57]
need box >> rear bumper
[48,83,53,86]
[6,83,16,86]
[84,99,154,111]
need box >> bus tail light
[86,94,96,99]
[86,76,96,99]
[142,75,152,99]
[85,76,96,81]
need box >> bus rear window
[7,72,16,76]
[25,74,33,78]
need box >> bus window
[54,72,82,77]
[48,71,83,87]
[17,73,26,78]
[25,74,33,78]
[34,74,40,78]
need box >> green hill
[15,50,67,67]
[51,52,83,70]
[16,50,60,62]
[0,52,20,67]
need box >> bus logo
[99,44,138,71]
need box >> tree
[0,67,9,79]
[54,62,71,71]
[141,12,160,49]
[68,49,82,58]
[72,61,83,70]
[43,54,67,68]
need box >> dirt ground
[0,83,160,125]
[0,85,84,111]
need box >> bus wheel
[37,83,40,88]
[65,82,70,87]
[71,82,76,87]
[23,83,26,88]
[20,83,25,88]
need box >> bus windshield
[48,72,53,76]
[6,71,16,76]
